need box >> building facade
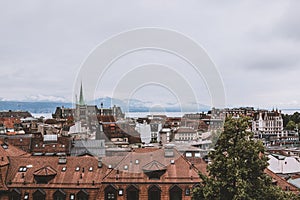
[252,110,284,138]
[0,142,203,200]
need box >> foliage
[282,112,300,129]
[193,117,299,200]
[286,120,296,131]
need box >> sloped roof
[288,178,300,189]
[265,168,299,194]
[0,141,29,158]
[0,167,8,191]
[6,156,107,188]
[103,147,201,183]
[71,140,106,157]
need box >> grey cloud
[0,1,299,109]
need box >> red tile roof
[7,156,107,189]
[103,148,201,184]
[264,168,299,194]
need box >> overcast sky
[0,1,300,109]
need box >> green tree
[193,117,298,200]
[286,120,296,131]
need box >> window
[147,171,165,180]
[195,153,201,158]
[148,185,161,200]
[118,189,123,196]
[185,188,191,196]
[10,189,21,200]
[185,152,192,157]
[76,190,89,200]
[18,167,27,172]
[89,167,93,171]
[75,167,80,171]
[33,189,46,200]
[24,193,29,200]
[169,185,182,200]
[126,185,139,200]
[70,194,75,200]
[105,185,117,200]
[53,189,66,200]
[61,167,67,172]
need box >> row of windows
[10,189,88,200]
[10,185,193,200]
[105,185,190,200]
[178,137,194,141]
[34,144,65,148]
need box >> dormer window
[143,160,166,180]
[33,166,57,184]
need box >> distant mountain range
[0,97,211,114]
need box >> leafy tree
[282,112,300,128]
[286,120,296,131]
[193,117,298,200]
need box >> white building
[174,127,198,143]
[252,110,284,137]
[268,154,300,174]
[135,122,151,144]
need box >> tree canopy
[193,117,298,200]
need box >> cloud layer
[0,1,299,109]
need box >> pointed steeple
[79,82,85,105]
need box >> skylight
[18,166,27,172]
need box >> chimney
[98,157,102,168]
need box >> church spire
[79,82,85,105]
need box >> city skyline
[1,1,300,110]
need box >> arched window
[10,189,21,200]
[105,185,117,200]
[76,189,89,200]
[169,185,182,200]
[148,185,161,200]
[53,189,66,200]
[33,189,46,200]
[126,185,139,200]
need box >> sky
[0,0,300,110]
